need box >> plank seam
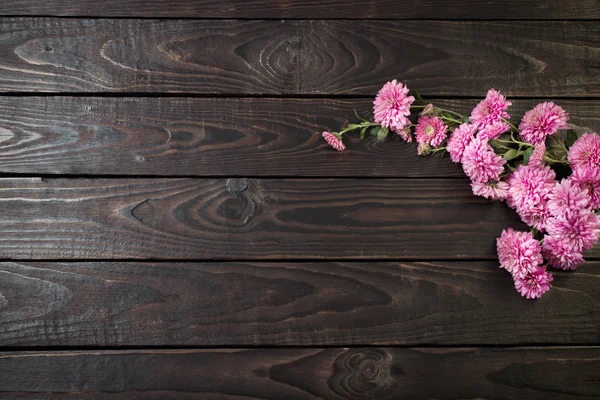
[3,93,600,100]
[1,16,600,21]
[1,260,597,262]
[0,174,469,180]
[0,344,597,352]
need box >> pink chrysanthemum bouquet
[321,81,600,299]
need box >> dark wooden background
[0,1,599,398]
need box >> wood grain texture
[0,178,598,260]
[0,347,598,399]
[0,19,598,95]
[0,97,599,177]
[0,177,544,260]
[1,0,599,19]
[0,261,598,346]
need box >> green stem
[543,155,569,165]
[339,122,379,135]
[489,141,513,150]
[494,138,535,148]
[493,131,569,166]
[502,118,519,132]
[439,115,464,125]
[435,107,465,119]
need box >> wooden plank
[0,19,598,96]
[0,97,598,177]
[0,177,530,260]
[0,348,598,398]
[0,261,598,346]
[0,178,598,260]
[1,0,599,19]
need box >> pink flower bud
[419,103,435,116]
[417,142,431,156]
[322,131,345,152]
[398,127,412,143]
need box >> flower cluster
[321,81,600,299]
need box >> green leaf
[347,124,361,130]
[503,149,522,161]
[547,136,567,159]
[522,147,534,164]
[511,156,528,169]
[566,129,578,148]
[360,126,368,140]
[488,139,501,148]
[370,127,380,137]
[410,89,426,105]
[353,109,369,123]
[377,127,389,141]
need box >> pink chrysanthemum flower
[542,235,585,270]
[547,179,591,219]
[546,210,600,252]
[571,165,600,210]
[518,102,569,145]
[568,133,600,169]
[471,181,509,201]
[322,131,345,152]
[506,165,556,212]
[477,121,510,142]
[496,228,544,278]
[519,203,552,232]
[462,138,506,183]
[528,143,546,167]
[373,80,415,133]
[470,89,511,129]
[513,267,553,299]
[446,123,476,163]
[414,116,448,147]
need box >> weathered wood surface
[2,0,599,19]
[0,347,598,399]
[0,97,598,177]
[0,261,598,346]
[0,177,543,260]
[0,0,598,396]
[0,177,598,259]
[0,19,598,95]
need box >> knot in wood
[0,127,15,144]
[226,178,249,196]
[220,178,258,226]
[329,348,396,399]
